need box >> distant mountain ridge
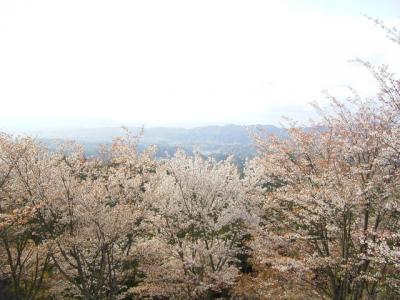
[26,124,286,144]
[6,124,288,163]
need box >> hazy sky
[0,0,399,128]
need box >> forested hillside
[31,125,286,167]
[16,124,285,158]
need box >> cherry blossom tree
[35,133,155,299]
[0,134,51,300]
[134,150,254,299]
[250,68,400,300]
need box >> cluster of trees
[2,25,400,300]
[0,131,254,299]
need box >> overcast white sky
[0,0,399,128]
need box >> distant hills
[28,124,284,143]
[3,124,288,163]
